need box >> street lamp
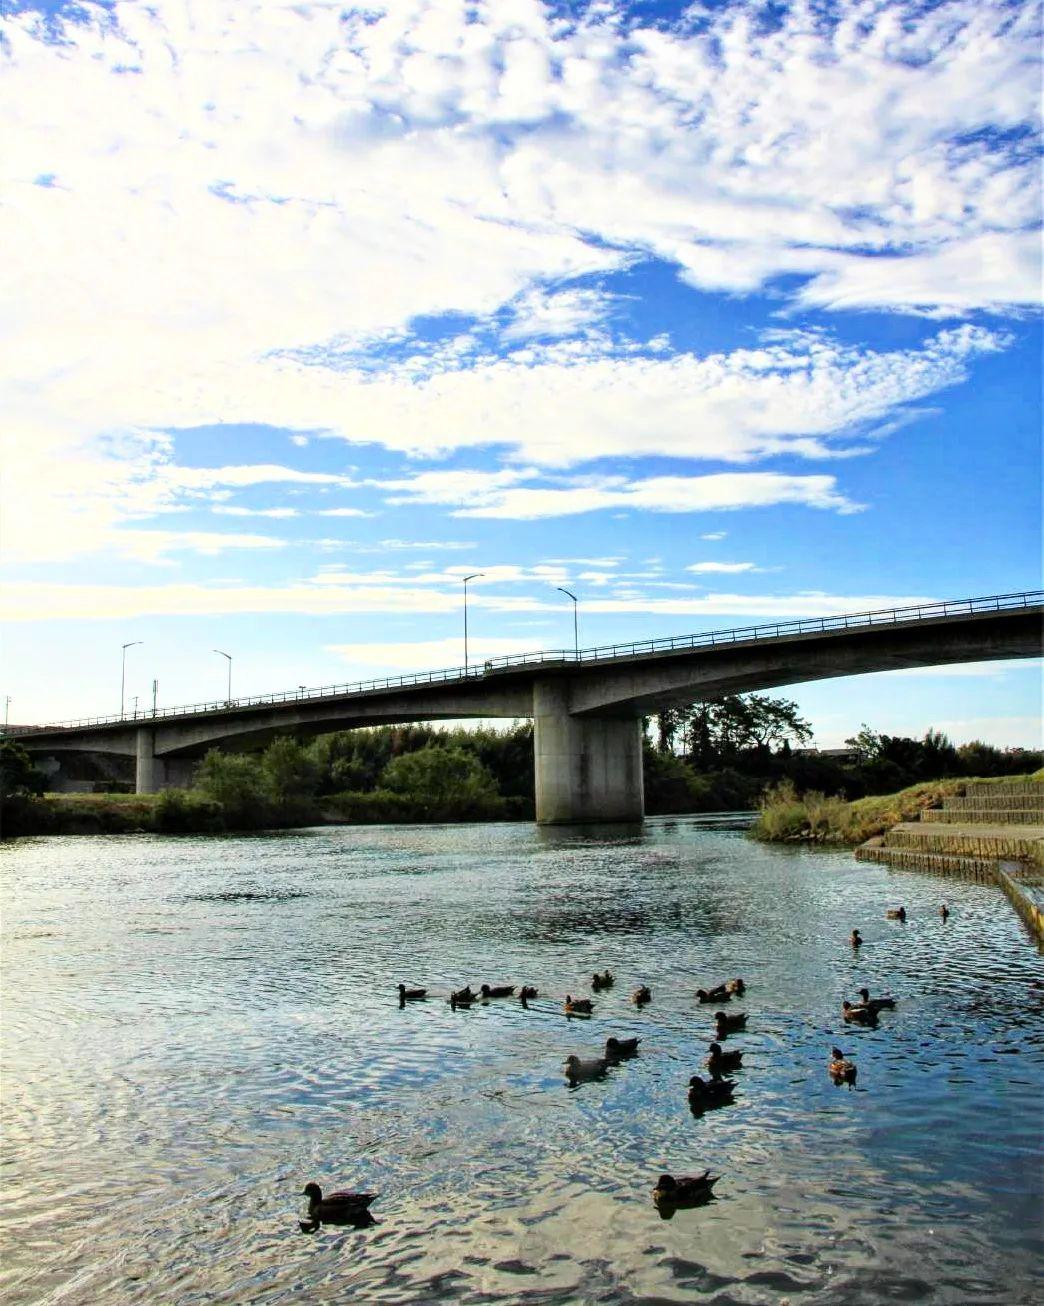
[213,649,232,703]
[121,641,142,716]
[557,587,579,658]
[462,573,484,670]
[3,696,10,731]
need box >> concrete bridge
[11,591,1042,823]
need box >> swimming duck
[591,970,614,991]
[725,977,745,996]
[940,903,950,920]
[713,1010,747,1035]
[841,999,877,1025]
[397,984,427,1001]
[885,906,907,922]
[652,1171,720,1208]
[850,929,863,947]
[696,985,730,1004]
[829,1047,857,1087]
[706,1042,742,1075]
[687,1075,735,1111]
[480,983,515,999]
[519,985,538,1000]
[563,1054,608,1082]
[302,1182,377,1223]
[605,1035,640,1059]
[857,987,896,1012]
[564,995,594,1014]
[450,985,477,1007]
[632,985,652,1005]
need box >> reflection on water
[2,817,1042,1304]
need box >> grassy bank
[0,787,531,837]
[751,772,1043,846]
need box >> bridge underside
[19,605,1043,821]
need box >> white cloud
[686,562,759,574]
[382,469,860,519]
[700,532,727,541]
[316,508,375,518]
[214,506,299,519]
[1,579,936,623]
[1,1,1038,565]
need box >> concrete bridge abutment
[533,679,644,825]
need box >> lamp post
[121,641,142,716]
[557,587,579,658]
[214,649,232,703]
[462,573,484,670]
[3,696,10,731]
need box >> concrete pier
[136,728,159,794]
[533,680,643,824]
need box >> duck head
[688,1075,706,1089]
[302,1182,322,1200]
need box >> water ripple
[1,818,1041,1304]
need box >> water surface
[2,818,1041,1304]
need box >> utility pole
[462,573,484,670]
[121,641,142,716]
[214,649,232,703]
[152,679,158,716]
[557,587,579,658]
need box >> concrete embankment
[856,781,1044,940]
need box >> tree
[382,745,501,814]
[261,736,320,803]
[194,750,268,824]
[0,740,47,798]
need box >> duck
[841,999,877,1025]
[632,985,652,1006]
[725,977,745,996]
[829,1047,857,1087]
[850,929,863,947]
[480,983,515,999]
[397,983,427,1001]
[713,1010,747,1036]
[519,985,538,1001]
[706,1042,742,1075]
[605,1035,640,1059]
[302,1182,377,1223]
[591,970,614,991]
[564,994,594,1015]
[885,906,907,922]
[652,1171,720,1208]
[687,1075,735,1111]
[940,903,950,921]
[563,1054,608,1082]
[696,985,730,1004]
[450,985,477,1007]
[857,987,896,1012]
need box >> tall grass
[751,774,1041,846]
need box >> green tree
[194,750,268,825]
[261,736,319,803]
[0,740,47,798]
[382,744,501,815]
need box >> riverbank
[750,772,1044,846]
[0,788,532,838]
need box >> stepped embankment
[855,781,1044,940]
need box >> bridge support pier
[533,680,644,824]
[136,728,159,794]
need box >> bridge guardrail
[8,589,1042,734]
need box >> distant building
[794,746,860,764]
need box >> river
[2,817,1041,1304]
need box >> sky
[1,0,1041,747]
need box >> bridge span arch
[13,592,1042,822]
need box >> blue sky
[1,0,1041,744]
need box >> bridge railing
[9,589,1041,734]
